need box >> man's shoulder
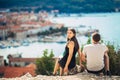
[84,44,93,48]
[99,43,107,47]
[101,43,106,46]
[84,43,106,47]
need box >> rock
[0,72,120,80]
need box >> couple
[53,28,111,76]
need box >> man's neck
[93,42,99,44]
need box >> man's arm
[104,50,111,76]
[81,52,86,63]
[77,48,82,65]
[104,50,110,71]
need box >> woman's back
[59,45,77,70]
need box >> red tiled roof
[24,20,53,27]
[0,26,8,30]
[26,63,36,70]
[13,29,27,33]
[11,25,20,29]
[0,66,6,73]
[9,25,21,32]
[25,21,39,25]
[0,66,36,78]
[39,21,53,27]
[9,58,37,62]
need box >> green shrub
[35,49,55,75]
[116,51,120,75]
[106,42,120,76]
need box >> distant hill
[0,0,120,13]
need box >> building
[15,30,27,40]
[0,56,4,66]
[0,55,37,78]
[0,26,8,40]
[9,57,37,67]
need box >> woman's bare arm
[64,41,74,72]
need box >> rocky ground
[0,72,120,80]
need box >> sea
[0,12,120,60]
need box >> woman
[53,28,82,76]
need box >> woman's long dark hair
[67,29,79,51]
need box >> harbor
[0,12,120,61]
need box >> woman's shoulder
[68,41,75,47]
[69,41,75,45]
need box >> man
[81,32,111,76]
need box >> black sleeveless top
[58,45,78,70]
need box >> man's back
[83,43,108,71]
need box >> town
[0,10,67,78]
[0,10,99,78]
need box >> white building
[0,27,8,40]
[15,30,27,40]
[9,58,37,67]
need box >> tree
[35,49,55,75]
[106,42,120,76]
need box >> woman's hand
[64,66,68,73]
[80,64,85,72]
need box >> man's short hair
[92,33,101,42]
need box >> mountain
[0,0,120,13]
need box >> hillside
[0,0,120,13]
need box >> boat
[0,43,7,49]
[84,29,99,37]
[56,36,66,44]
[21,40,30,46]
[56,41,66,44]
[39,36,55,42]
[12,42,21,48]
[21,42,29,46]
[74,25,99,37]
